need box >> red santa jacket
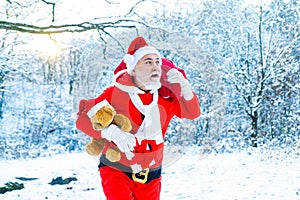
[76,58,200,170]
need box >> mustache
[148,71,160,78]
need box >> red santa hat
[123,36,161,74]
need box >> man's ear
[131,70,136,77]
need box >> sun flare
[32,36,61,59]
[29,34,69,60]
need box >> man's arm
[166,68,201,120]
[176,92,201,120]
[75,87,114,139]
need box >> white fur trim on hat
[124,46,161,75]
[87,99,110,118]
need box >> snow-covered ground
[0,147,299,200]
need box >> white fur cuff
[87,99,110,118]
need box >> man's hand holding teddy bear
[86,104,134,162]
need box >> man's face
[132,53,162,90]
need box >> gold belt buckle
[132,168,149,184]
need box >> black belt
[99,155,161,184]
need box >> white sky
[55,0,150,23]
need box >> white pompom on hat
[123,36,161,75]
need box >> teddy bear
[85,104,132,162]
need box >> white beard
[143,81,161,91]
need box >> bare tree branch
[104,0,120,4]
[0,19,146,34]
[41,0,56,22]
[0,0,165,35]
[48,33,58,45]
[124,0,161,17]
[125,0,148,16]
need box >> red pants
[99,166,162,200]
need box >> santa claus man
[76,36,200,200]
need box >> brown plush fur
[85,105,132,162]
[90,105,116,130]
[112,114,132,132]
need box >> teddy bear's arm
[113,114,132,132]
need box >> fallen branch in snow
[48,176,78,185]
[0,182,24,194]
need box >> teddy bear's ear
[102,105,116,116]
[92,105,116,129]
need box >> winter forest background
[0,0,299,160]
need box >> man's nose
[152,63,160,70]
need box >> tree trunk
[250,111,258,147]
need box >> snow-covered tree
[260,0,300,144]
[196,0,299,148]
[150,0,299,149]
